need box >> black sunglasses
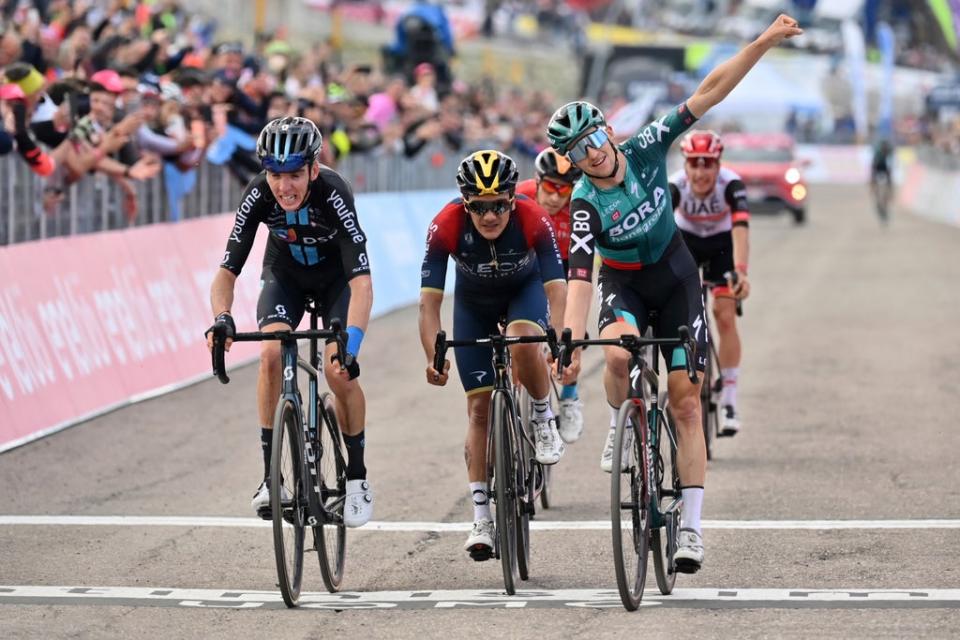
[465,198,512,216]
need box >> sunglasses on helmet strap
[567,129,609,163]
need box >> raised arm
[686,14,803,119]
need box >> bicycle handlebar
[210,321,347,385]
[433,328,560,374]
[558,326,699,384]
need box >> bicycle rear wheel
[315,392,347,593]
[611,399,650,611]
[491,390,519,594]
[271,398,305,608]
[652,396,680,595]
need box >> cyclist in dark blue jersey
[418,150,567,560]
[205,117,375,527]
[553,15,803,573]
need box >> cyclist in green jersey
[553,14,803,573]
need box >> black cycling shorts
[681,230,734,291]
[257,264,350,330]
[597,235,707,372]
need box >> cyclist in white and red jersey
[669,130,750,435]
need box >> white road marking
[0,586,957,610]
[1,515,959,530]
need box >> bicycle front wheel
[652,395,680,595]
[271,398,305,608]
[611,399,650,611]
[491,390,519,595]
[314,392,347,592]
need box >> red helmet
[680,130,723,159]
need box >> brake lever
[211,326,230,384]
[433,330,447,375]
[560,328,573,369]
[545,326,559,361]
[677,325,699,384]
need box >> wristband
[736,263,748,275]
[345,325,364,357]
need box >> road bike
[560,325,698,611]
[699,272,743,460]
[434,328,558,595]
[210,301,349,607]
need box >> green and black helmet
[546,101,606,156]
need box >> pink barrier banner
[0,214,266,451]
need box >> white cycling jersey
[670,166,750,238]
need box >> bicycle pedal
[256,507,272,521]
[468,546,494,562]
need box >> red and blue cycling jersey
[420,196,565,293]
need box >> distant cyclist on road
[870,138,894,224]
[551,14,802,573]
[516,148,585,444]
[418,150,567,560]
[670,130,751,436]
[205,117,375,528]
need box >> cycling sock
[721,367,739,408]
[343,430,366,480]
[260,427,272,479]
[469,482,491,522]
[532,395,553,420]
[560,383,579,401]
[680,486,704,534]
[609,404,619,429]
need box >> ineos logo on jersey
[229,187,262,242]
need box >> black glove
[330,352,360,381]
[208,312,236,340]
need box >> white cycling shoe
[719,405,741,437]
[674,528,704,573]
[343,479,374,528]
[532,416,564,465]
[464,518,495,561]
[251,479,293,519]
[557,398,584,443]
[600,427,632,473]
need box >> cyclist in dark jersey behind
[418,150,567,560]
[553,14,802,573]
[516,148,585,443]
[205,117,375,528]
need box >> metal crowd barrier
[0,143,539,246]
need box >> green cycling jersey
[567,103,697,281]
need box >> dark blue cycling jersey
[420,196,565,293]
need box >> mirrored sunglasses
[540,180,573,197]
[567,129,609,163]
[465,198,512,216]
[262,153,309,173]
[686,157,719,169]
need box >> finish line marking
[1,586,958,610]
[1,516,959,531]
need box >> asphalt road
[2,185,959,639]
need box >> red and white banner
[0,215,266,451]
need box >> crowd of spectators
[0,0,571,226]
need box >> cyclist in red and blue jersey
[553,15,802,573]
[516,148,586,444]
[418,150,567,560]
[670,130,751,436]
[206,117,375,528]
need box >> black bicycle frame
[211,308,347,525]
